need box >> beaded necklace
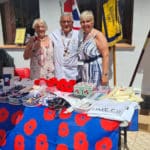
[61,31,72,57]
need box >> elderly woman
[23,18,54,80]
[78,10,109,87]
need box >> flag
[101,0,123,46]
[60,0,80,30]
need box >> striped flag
[59,0,80,30]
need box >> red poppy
[0,129,6,146]
[56,79,67,92]
[56,144,68,150]
[14,134,25,150]
[24,119,37,136]
[0,108,9,123]
[95,137,112,150]
[100,119,119,131]
[47,77,58,87]
[11,110,24,125]
[14,68,30,79]
[67,80,76,92]
[58,122,69,137]
[64,82,73,92]
[34,79,40,85]
[35,134,48,150]
[74,132,88,150]
[59,108,72,119]
[66,80,76,92]
[39,78,47,86]
[75,114,91,126]
[43,108,56,121]
[69,80,76,85]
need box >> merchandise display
[73,82,96,96]
[0,77,140,150]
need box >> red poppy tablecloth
[0,103,137,150]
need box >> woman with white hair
[78,10,109,87]
[23,18,54,79]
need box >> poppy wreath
[47,77,58,87]
[56,79,67,92]
[34,78,48,86]
[34,77,76,93]
[66,80,76,92]
[56,79,76,92]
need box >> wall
[1,0,150,93]
[39,0,61,35]
[115,0,150,91]
[3,48,30,68]
[0,12,4,44]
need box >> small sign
[3,67,14,87]
[15,28,26,44]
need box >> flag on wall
[101,0,123,46]
[59,0,80,30]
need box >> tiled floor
[124,108,150,150]
[124,130,150,150]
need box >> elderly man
[50,13,79,80]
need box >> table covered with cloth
[0,102,139,150]
[0,103,122,150]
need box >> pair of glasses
[61,20,72,24]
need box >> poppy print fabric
[0,103,122,150]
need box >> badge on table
[3,67,14,87]
[3,74,11,86]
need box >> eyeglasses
[61,20,73,24]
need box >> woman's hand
[23,37,35,59]
[101,74,108,85]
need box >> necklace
[62,36,71,57]
[35,35,47,42]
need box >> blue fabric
[0,103,122,150]
[128,109,139,131]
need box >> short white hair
[32,18,48,30]
[80,10,94,23]
[60,12,73,21]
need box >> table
[118,109,138,150]
[0,103,121,150]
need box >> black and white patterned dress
[78,33,102,87]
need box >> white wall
[0,12,4,44]
[1,0,150,93]
[5,49,30,68]
[115,0,150,91]
[39,0,61,34]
